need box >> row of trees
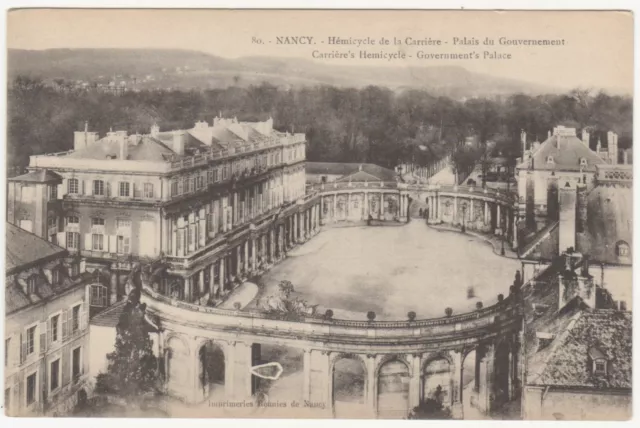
[8,76,632,175]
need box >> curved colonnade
[143,181,524,419]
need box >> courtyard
[252,221,521,321]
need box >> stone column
[320,197,325,225]
[236,246,242,276]
[293,212,298,242]
[243,240,249,273]
[269,229,275,261]
[333,194,337,223]
[469,199,474,225]
[251,238,256,271]
[484,201,489,225]
[198,269,205,297]
[512,214,518,249]
[219,257,225,291]
[209,263,216,295]
[453,196,458,224]
[365,355,377,417]
[478,343,495,415]
[347,193,351,218]
[409,354,422,409]
[364,192,369,218]
[437,193,442,222]
[308,350,332,417]
[302,349,311,402]
[497,204,501,232]
[451,350,464,419]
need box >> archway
[377,358,410,419]
[461,349,477,417]
[198,340,225,401]
[422,357,452,408]
[493,340,511,407]
[332,355,366,418]
[251,343,304,402]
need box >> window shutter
[46,319,51,348]
[62,310,69,340]
[82,180,87,195]
[20,333,26,364]
[81,304,88,331]
[56,232,66,248]
[108,235,117,254]
[39,322,46,354]
[106,182,111,197]
[84,233,92,251]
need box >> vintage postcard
[3,8,633,421]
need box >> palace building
[7,117,319,308]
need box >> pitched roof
[530,309,631,389]
[336,170,383,182]
[306,162,397,181]
[518,133,605,172]
[5,223,66,274]
[8,169,63,183]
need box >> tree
[95,302,159,398]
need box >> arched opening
[461,349,477,417]
[377,359,410,419]
[198,341,225,401]
[332,355,366,418]
[422,358,452,408]
[251,343,304,403]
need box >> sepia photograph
[2,7,634,422]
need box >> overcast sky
[7,9,634,94]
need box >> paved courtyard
[253,221,521,321]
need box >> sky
[7,9,634,93]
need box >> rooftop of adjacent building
[7,168,63,184]
[524,255,631,390]
[306,162,398,182]
[6,222,66,273]
[517,126,606,172]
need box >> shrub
[497,294,504,302]
[445,307,453,317]
[476,301,483,310]
[367,311,376,321]
[324,309,334,320]
[408,311,417,321]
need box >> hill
[8,48,558,97]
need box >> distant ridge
[8,48,561,97]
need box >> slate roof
[306,162,397,181]
[8,169,63,183]
[66,135,176,161]
[336,170,383,183]
[6,223,66,274]
[529,309,631,389]
[523,259,631,390]
[517,134,605,172]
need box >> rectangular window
[92,234,104,251]
[50,359,60,391]
[51,315,59,342]
[213,168,219,182]
[171,180,179,197]
[72,305,80,333]
[93,180,104,196]
[72,347,81,381]
[116,219,131,229]
[26,326,36,355]
[67,178,79,194]
[207,170,213,184]
[91,218,105,227]
[49,185,57,200]
[116,235,130,254]
[189,177,195,193]
[48,217,57,229]
[66,232,79,250]
[144,183,154,198]
[52,269,59,285]
[27,277,37,294]
[66,215,79,225]
[90,285,108,307]
[119,182,130,197]
[26,373,36,405]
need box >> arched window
[580,157,588,167]
[546,156,555,164]
[616,241,630,257]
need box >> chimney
[582,129,590,148]
[623,150,629,165]
[172,131,185,156]
[521,130,527,154]
[119,138,128,160]
[74,131,87,151]
[596,138,602,153]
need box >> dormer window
[546,156,554,164]
[616,241,630,257]
[580,157,588,167]
[594,359,607,375]
[27,276,37,294]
